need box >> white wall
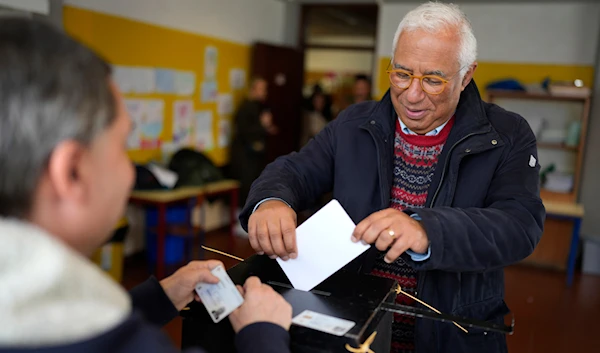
[64,0,289,46]
[0,0,49,14]
[378,2,600,65]
[581,27,600,237]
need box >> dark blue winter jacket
[240,80,545,353]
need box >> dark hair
[355,74,371,86]
[308,90,333,122]
[0,18,116,218]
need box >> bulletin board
[63,6,251,166]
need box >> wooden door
[251,42,304,164]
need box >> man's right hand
[229,277,292,333]
[248,200,298,260]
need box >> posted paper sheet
[276,200,369,291]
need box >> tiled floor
[122,228,600,352]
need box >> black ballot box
[181,254,397,353]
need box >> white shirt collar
[398,116,452,136]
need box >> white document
[276,200,369,291]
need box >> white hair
[391,2,477,78]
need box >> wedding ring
[388,229,396,238]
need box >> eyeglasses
[386,66,466,95]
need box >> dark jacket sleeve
[129,276,179,327]
[239,112,340,229]
[235,323,291,353]
[406,118,545,272]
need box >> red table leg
[229,188,239,245]
[157,203,167,279]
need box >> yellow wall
[63,6,251,166]
[376,57,594,101]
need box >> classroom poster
[218,118,231,148]
[114,65,133,93]
[140,99,164,149]
[173,100,194,146]
[201,81,218,102]
[204,46,218,80]
[125,99,144,149]
[155,68,176,93]
[229,68,246,90]
[217,94,234,115]
[130,67,156,94]
[195,110,214,151]
[175,70,196,96]
[125,99,164,150]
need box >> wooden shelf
[487,88,592,271]
[537,142,579,152]
[540,188,576,203]
[487,89,590,102]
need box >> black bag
[168,148,224,188]
[133,164,164,190]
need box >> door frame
[298,3,380,98]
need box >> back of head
[392,2,477,77]
[0,17,115,218]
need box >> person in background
[0,17,291,353]
[239,2,544,353]
[300,85,332,147]
[229,77,278,236]
[352,74,372,104]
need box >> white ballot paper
[276,199,370,291]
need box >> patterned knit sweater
[371,116,454,353]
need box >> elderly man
[0,18,291,353]
[241,3,545,353]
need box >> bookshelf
[487,89,591,203]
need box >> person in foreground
[240,2,545,353]
[0,18,291,353]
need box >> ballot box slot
[268,281,332,297]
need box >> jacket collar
[0,218,131,347]
[362,80,498,144]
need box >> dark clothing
[0,277,290,353]
[240,81,545,353]
[229,99,269,206]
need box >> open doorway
[299,4,379,123]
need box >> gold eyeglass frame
[386,65,469,95]
[386,69,449,95]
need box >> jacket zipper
[365,126,389,209]
[429,132,485,207]
[416,131,486,352]
[356,124,387,275]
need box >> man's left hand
[160,260,223,311]
[352,209,429,263]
